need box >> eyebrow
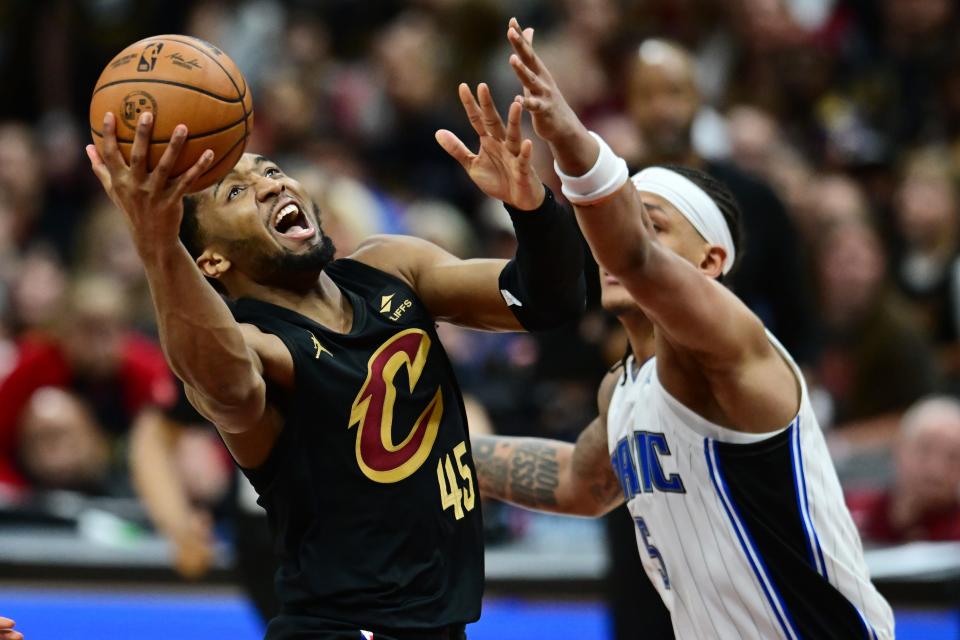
[642,201,666,214]
[213,156,274,198]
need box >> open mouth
[272,200,315,240]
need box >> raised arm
[380,80,585,333]
[86,113,279,437]
[504,19,766,367]
[472,371,623,517]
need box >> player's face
[600,193,723,313]
[639,192,724,278]
[627,61,699,159]
[195,153,335,287]
[896,414,960,510]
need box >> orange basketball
[89,35,254,192]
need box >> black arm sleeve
[498,186,587,330]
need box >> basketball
[89,35,254,192]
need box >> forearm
[140,242,260,407]
[472,435,573,514]
[472,429,621,517]
[129,411,194,536]
[501,186,586,329]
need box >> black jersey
[230,258,483,629]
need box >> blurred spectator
[889,148,960,381]
[17,387,111,493]
[815,220,938,449]
[848,395,960,543]
[623,37,818,364]
[0,275,174,493]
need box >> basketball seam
[92,78,243,104]
[198,131,249,182]
[156,36,248,101]
[89,111,247,142]
[159,37,250,146]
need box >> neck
[619,310,655,362]
[231,271,353,333]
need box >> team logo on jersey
[349,329,443,483]
[379,292,413,322]
[308,332,333,359]
[611,431,686,500]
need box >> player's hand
[506,17,585,145]
[170,510,215,581]
[85,111,214,256]
[0,616,23,640]
[436,82,545,211]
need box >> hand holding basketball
[85,111,213,255]
[89,35,253,192]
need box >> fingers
[523,26,534,44]
[507,18,542,74]
[129,111,154,178]
[477,83,506,140]
[505,100,523,155]
[0,618,14,629]
[435,129,475,170]
[171,149,215,198]
[518,138,534,175]
[458,83,487,138]
[152,124,189,186]
[510,54,548,95]
[516,94,546,112]
[86,144,111,189]
[100,112,126,172]
[0,631,23,640]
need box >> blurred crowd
[1,0,960,583]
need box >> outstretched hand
[436,82,545,211]
[0,616,23,640]
[85,111,214,256]
[506,17,586,147]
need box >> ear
[699,245,726,279]
[197,249,231,280]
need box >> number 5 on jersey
[437,441,475,519]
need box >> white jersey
[606,334,894,640]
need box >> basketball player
[470,19,894,639]
[84,68,586,638]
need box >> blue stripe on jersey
[857,608,879,640]
[789,416,827,577]
[705,438,800,640]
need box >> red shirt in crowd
[846,489,960,543]
[0,334,175,490]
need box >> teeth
[275,203,299,226]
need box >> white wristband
[555,132,629,205]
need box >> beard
[237,202,338,291]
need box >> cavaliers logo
[349,329,443,483]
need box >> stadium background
[2,0,960,638]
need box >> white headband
[631,167,736,275]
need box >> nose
[255,174,284,202]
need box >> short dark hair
[660,164,744,279]
[179,194,204,260]
[178,194,228,294]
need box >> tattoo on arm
[472,436,509,498]
[571,417,623,512]
[508,441,560,508]
[472,436,562,509]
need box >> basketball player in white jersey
[469,18,894,639]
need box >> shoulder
[597,368,623,417]
[348,234,453,289]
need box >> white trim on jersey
[704,438,801,640]
[790,416,827,576]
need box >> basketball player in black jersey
[85,66,585,638]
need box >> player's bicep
[569,414,624,516]
[184,325,290,434]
